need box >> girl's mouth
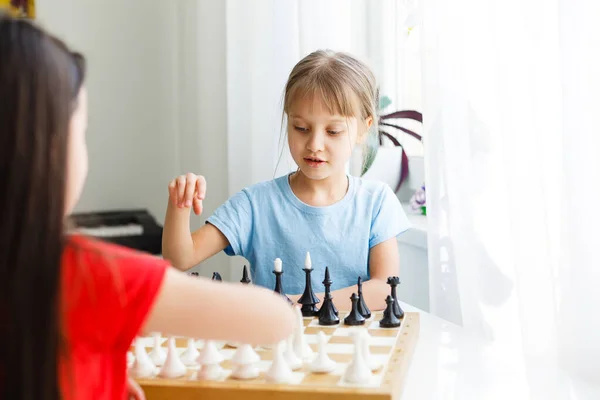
[304,157,325,168]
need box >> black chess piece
[273,263,293,305]
[318,267,339,325]
[344,293,366,326]
[356,276,371,319]
[212,272,222,281]
[323,267,338,316]
[240,265,251,284]
[298,267,320,316]
[379,295,401,328]
[386,276,404,319]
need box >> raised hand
[168,173,206,215]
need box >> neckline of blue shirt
[276,172,357,215]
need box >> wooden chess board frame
[135,312,420,400]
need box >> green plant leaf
[360,130,381,176]
[379,96,392,111]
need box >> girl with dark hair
[0,13,295,400]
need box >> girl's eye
[294,126,308,132]
[328,130,342,135]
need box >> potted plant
[361,96,423,193]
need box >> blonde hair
[283,49,379,135]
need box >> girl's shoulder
[351,175,397,199]
[231,175,289,203]
[62,234,169,293]
[243,175,288,193]
[64,234,166,266]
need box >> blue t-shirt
[206,174,410,295]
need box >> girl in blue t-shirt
[162,50,410,312]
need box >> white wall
[175,0,233,279]
[37,0,179,220]
[36,0,232,279]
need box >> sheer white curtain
[422,0,600,394]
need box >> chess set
[129,254,420,400]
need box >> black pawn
[212,272,222,281]
[356,276,371,319]
[240,265,251,284]
[273,266,293,305]
[379,295,401,328]
[318,267,339,325]
[298,267,320,317]
[344,293,366,326]
[387,276,404,319]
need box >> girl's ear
[356,116,374,145]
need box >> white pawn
[158,337,187,378]
[361,330,382,371]
[230,344,260,380]
[292,306,313,359]
[180,338,200,366]
[343,331,372,384]
[196,340,224,381]
[130,337,157,378]
[148,333,167,366]
[265,340,294,383]
[310,332,336,373]
[284,334,302,370]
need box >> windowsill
[399,202,428,249]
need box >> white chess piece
[230,344,260,379]
[292,306,313,359]
[284,334,302,370]
[265,340,294,383]
[310,332,336,373]
[158,337,187,378]
[274,258,283,272]
[148,333,167,366]
[180,338,200,366]
[304,252,312,269]
[196,340,224,381]
[130,337,157,378]
[343,331,372,384]
[361,330,382,371]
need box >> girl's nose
[306,132,325,152]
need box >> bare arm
[289,237,400,311]
[162,173,229,271]
[142,267,296,346]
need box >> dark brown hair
[0,13,86,400]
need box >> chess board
[129,311,419,400]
